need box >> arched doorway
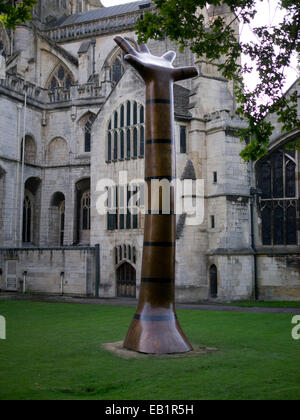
[116,262,136,298]
[209,265,218,298]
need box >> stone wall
[207,253,254,301]
[257,252,300,301]
[0,247,96,296]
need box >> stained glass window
[140,126,145,157]
[81,191,90,231]
[84,124,91,153]
[112,58,123,85]
[257,145,298,246]
[133,102,138,125]
[107,132,112,162]
[66,75,72,89]
[133,128,138,158]
[106,184,142,231]
[140,106,144,124]
[127,101,131,127]
[59,201,65,246]
[261,204,272,246]
[259,162,271,199]
[22,196,32,243]
[272,151,283,198]
[286,204,297,245]
[114,131,118,160]
[127,129,131,159]
[50,77,57,91]
[47,64,73,91]
[58,66,65,81]
[120,131,124,159]
[107,101,145,163]
[120,105,124,128]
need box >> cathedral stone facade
[0,1,299,301]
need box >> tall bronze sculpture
[114,36,198,354]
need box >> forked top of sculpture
[114,36,198,83]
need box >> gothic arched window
[80,113,95,153]
[114,244,137,266]
[20,135,36,164]
[111,57,124,85]
[257,145,299,246]
[106,184,143,231]
[84,123,91,153]
[133,127,138,158]
[23,195,33,243]
[47,64,73,91]
[81,191,91,231]
[140,126,145,158]
[58,201,66,246]
[106,101,145,162]
[59,201,65,246]
[22,177,41,246]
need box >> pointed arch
[114,244,137,267]
[45,61,75,90]
[111,56,123,85]
[101,38,137,86]
[20,135,36,165]
[116,262,136,298]
[23,177,42,245]
[256,139,299,246]
[47,137,69,165]
[77,111,97,153]
[106,100,145,162]
[23,193,33,244]
[75,177,91,245]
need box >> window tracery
[257,145,299,246]
[106,101,145,162]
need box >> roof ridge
[49,1,152,29]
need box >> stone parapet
[0,73,105,108]
[44,10,144,43]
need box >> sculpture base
[124,314,193,354]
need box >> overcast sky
[101,0,136,5]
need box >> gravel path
[1,292,300,314]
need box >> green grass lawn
[0,299,299,400]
